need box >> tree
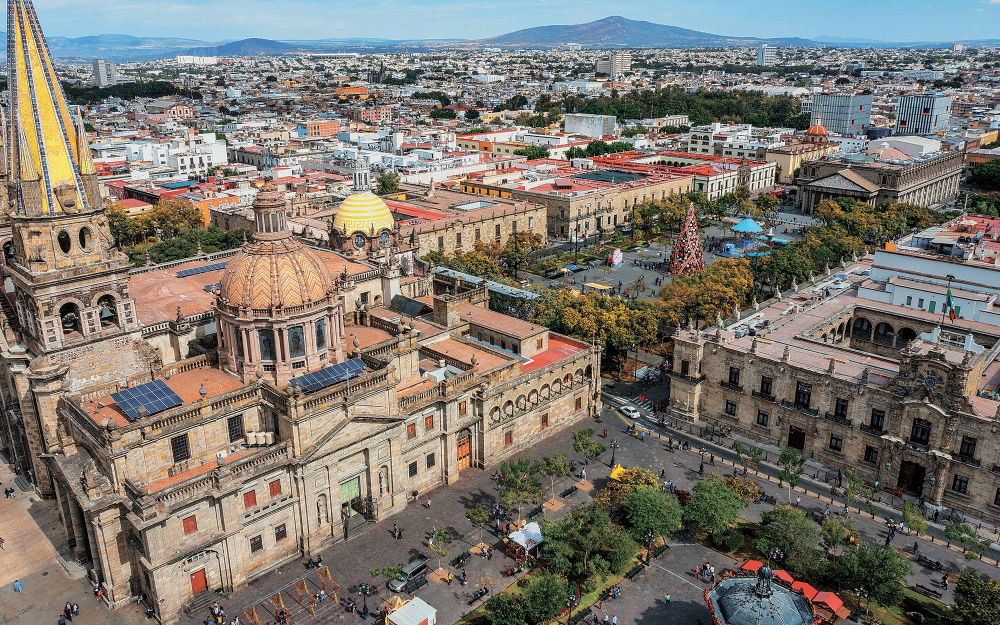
[513,145,550,160]
[429,108,457,119]
[733,441,762,473]
[835,469,876,516]
[485,593,526,625]
[954,568,1000,625]
[466,504,489,545]
[593,467,659,508]
[776,448,806,504]
[522,571,570,624]
[497,457,545,521]
[821,515,857,562]
[465,109,480,121]
[571,427,607,461]
[533,453,571,501]
[971,159,1000,191]
[375,171,400,195]
[623,487,682,540]
[683,474,746,540]
[902,501,928,536]
[757,506,820,574]
[541,508,637,588]
[834,541,913,606]
[945,524,992,559]
[499,231,544,278]
[815,199,846,225]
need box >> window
[536,338,543,349]
[269,479,281,497]
[829,434,843,452]
[258,329,276,361]
[495,224,501,239]
[274,523,287,542]
[171,434,190,463]
[437,236,444,251]
[425,415,434,430]
[475,228,481,242]
[182,515,198,535]
[575,397,582,410]
[953,475,969,494]
[906,296,912,306]
[541,413,549,427]
[426,453,436,469]
[528,217,534,229]
[795,382,812,409]
[864,445,879,463]
[918,298,924,308]
[406,423,416,439]
[728,367,740,386]
[910,418,931,446]
[725,400,737,416]
[759,376,773,396]
[456,233,462,247]
[680,360,689,376]
[757,411,769,427]
[504,430,513,447]
[459,401,467,416]
[834,398,849,419]
[249,535,263,553]
[243,490,257,509]
[228,415,245,443]
[408,461,418,477]
[870,409,885,431]
[960,436,977,458]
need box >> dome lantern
[252,182,290,241]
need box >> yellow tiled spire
[8,0,91,214]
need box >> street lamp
[699,446,706,475]
[645,529,654,563]
[358,582,372,620]
[632,343,638,386]
[565,594,579,625]
[855,586,870,616]
[610,438,620,467]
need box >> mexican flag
[946,288,955,321]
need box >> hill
[178,38,300,57]
[478,15,817,49]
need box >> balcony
[952,452,981,468]
[859,423,884,436]
[719,380,745,393]
[823,412,853,428]
[906,440,929,453]
[667,370,705,384]
[751,390,776,403]
[780,399,819,417]
[991,465,1000,476]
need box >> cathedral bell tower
[4,0,139,354]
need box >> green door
[340,477,361,514]
[928,301,935,314]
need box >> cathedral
[0,3,600,623]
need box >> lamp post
[566,594,579,625]
[645,529,654,564]
[610,438,620,467]
[631,343,638,387]
[358,582,372,620]
[856,586,869,616]
[699,446,706,476]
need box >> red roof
[740,560,763,572]
[772,569,795,584]
[792,581,818,600]
[812,591,843,612]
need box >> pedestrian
[612,615,617,625]
[13,579,21,593]
[603,428,608,438]
[660,468,665,478]
[319,589,326,603]
[393,523,398,537]
[58,615,66,625]
[487,547,493,560]
[710,454,714,465]
[913,542,919,555]
[639,431,645,442]
[824,504,830,516]
[664,593,671,606]
[603,614,609,625]
[73,604,79,617]
[447,573,453,586]
[65,602,74,621]
[795,496,800,507]
[426,499,431,509]
[0,537,4,550]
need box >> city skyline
[27,0,1000,44]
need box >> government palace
[0,3,599,622]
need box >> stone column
[931,463,947,505]
[52,480,76,548]
[69,500,90,563]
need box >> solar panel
[203,282,221,293]
[111,379,184,421]
[291,357,367,392]
[177,261,229,278]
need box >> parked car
[621,405,641,419]
[388,554,429,592]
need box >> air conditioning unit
[216,450,228,461]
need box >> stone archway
[897,460,927,496]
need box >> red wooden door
[190,569,207,595]
[457,431,471,470]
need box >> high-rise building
[808,93,873,136]
[756,44,776,67]
[594,51,632,76]
[895,93,952,135]
[92,58,117,87]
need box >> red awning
[772,569,795,584]
[740,560,763,572]
[792,581,819,600]
[813,591,844,612]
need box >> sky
[28,0,1000,43]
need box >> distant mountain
[178,38,300,57]
[478,16,818,49]
[38,34,211,61]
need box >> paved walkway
[0,459,147,625]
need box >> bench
[913,584,942,599]
[569,608,593,625]
[915,554,940,571]
[451,552,471,567]
[652,544,669,558]
[759,494,776,505]
[526,506,543,519]
[809,511,826,524]
[404,577,428,595]
[561,485,579,498]
[625,563,646,580]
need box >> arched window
[874,322,895,346]
[59,302,81,336]
[97,295,118,328]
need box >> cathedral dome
[805,122,828,137]
[332,191,395,236]
[218,183,334,311]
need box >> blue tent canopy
[732,218,763,233]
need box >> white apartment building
[756,44,777,67]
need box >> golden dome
[806,123,828,136]
[217,182,334,311]
[333,191,395,235]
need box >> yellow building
[765,124,839,184]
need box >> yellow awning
[609,465,626,481]
[584,283,613,290]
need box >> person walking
[795,496,801,508]
[0,536,4,550]
[603,428,608,438]
[319,589,326,603]
[13,580,21,593]
[612,615,618,625]
[664,593,671,607]
[72,604,79,617]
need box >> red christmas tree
[668,202,705,276]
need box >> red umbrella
[813,591,844,613]
[792,581,818,600]
[740,560,763,573]
[772,569,795,584]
